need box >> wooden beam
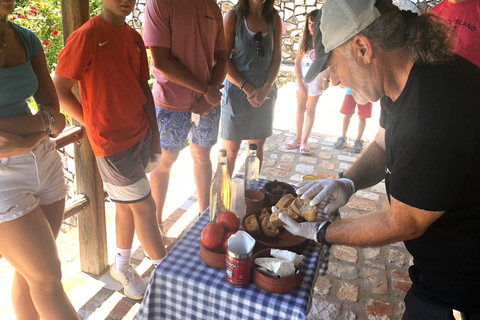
[54,125,83,150]
[64,194,89,220]
[60,0,108,276]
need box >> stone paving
[0,83,415,320]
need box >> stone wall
[126,1,438,64]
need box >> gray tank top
[230,9,276,87]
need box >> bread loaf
[269,208,299,228]
[275,194,296,209]
[261,217,280,238]
[245,214,261,236]
[289,198,318,222]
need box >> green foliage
[11,2,63,73]
[90,0,103,17]
[11,1,104,73]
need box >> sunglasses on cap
[253,32,265,57]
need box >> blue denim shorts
[156,106,220,152]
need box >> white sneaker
[110,261,147,300]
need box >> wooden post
[61,0,108,275]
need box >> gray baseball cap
[305,0,393,84]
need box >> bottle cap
[249,144,258,150]
[219,149,227,157]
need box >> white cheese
[254,257,295,277]
[270,249,304,268]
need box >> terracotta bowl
[245,189,265,213]
[262,181,296,207]
[199,243,226,269]
[252,248,302,294]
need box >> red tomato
[222,231,236,253]
[216,211,240,232]
[201,222,225,249]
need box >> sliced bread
[245,214,261,236]
[258,208,270,223]
[289,198,319,222]
[261,217,280,238]
[269,208,299,228]
[275,194,295,209]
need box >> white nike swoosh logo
[99,41,109,46]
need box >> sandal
[352,140,364,153]
[334,137,346,149]
[300,144,313,155]
[285,140,301,149]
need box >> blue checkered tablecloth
[136,179,337,320]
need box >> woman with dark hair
[0,1,79,319]
[220,0,282,177]
[285,9,329,155]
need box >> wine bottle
[209,149,232,222]
[244,144,260,190]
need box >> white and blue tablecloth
[136,178,336,320]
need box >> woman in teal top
[0,3,79,319]
[220,0,282,176]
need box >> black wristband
[317,221,332,246]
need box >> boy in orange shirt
[53,0,166,300]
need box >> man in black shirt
[279,0,480,318]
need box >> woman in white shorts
[0,2,79,319]
[285,9,329,155]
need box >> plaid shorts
[156,106,220,152]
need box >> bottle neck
[248,150,257,157]
[218,155,227,165]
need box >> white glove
[279,212,318,241]
[296,178,355,214]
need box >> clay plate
[199,243,226,269]
[252,248,302,293]
[241,208,308,253]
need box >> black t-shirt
[380,56,480,311]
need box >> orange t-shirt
[55,16,150,157]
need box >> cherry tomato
[217,211,240,232]
[222,231,236,253]
[201,222,225,249]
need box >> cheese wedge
[254,257,295,277]
[270,249,303,268]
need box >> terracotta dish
[241,208,308,253]
[245,189,265,213]
[262,181,296,207]
[252,248,302,294]
[199,243,226,269]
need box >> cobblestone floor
[0,84,416,319]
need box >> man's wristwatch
[315,220,332,246]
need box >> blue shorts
[156,106,220,152]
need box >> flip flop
[300,144,313,155]
[285,140,301,149]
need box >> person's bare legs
[301,95,320,145]
[0,205,79,320]
[149,150,180,224]
[115,203,136,252]
[190,143,214,214]
[341,113,353,139]
[11,200,66,320]
[223,139,242,178]
[247,138,267,172]
[295,90,308,145]
[356,115,367,141]
[125,197,166,260]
